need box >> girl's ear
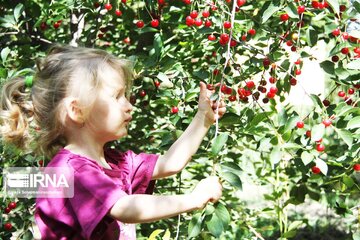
[63,97,84,125]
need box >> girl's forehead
[99,65,126,90]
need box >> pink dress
[35,148,158,240]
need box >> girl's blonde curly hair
[0,45,134,158]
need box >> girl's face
[85,65,133,143]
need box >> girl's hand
[190,176,223,210]
[198,82,226,127]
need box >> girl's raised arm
[151,82,226,180]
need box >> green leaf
[219,112,241,127]
[306,26,318,46]
[221,162,242,176]
[288,220,304,231]
[311,124,325,142]
[315,158,328,175]
[163,229,171,240]
[211,133,229,155]
[221,171,242,190]
[14,3,24,22]
[290,184,307,204]
[283,230,297,238]
[335,128,353,148]
[154,33,163,59]
[301,151,314,166]
[1,47,11,63]
[309,94,323,108]
[346,59,360,70]
[270,146,282,167]
[347,116,360,129]
[188,213,202,238]
[148,229,165,240]
[262,3,281,23]
[342,175,354,188]
[326,0,339,15]
[320,60,335,74]
[206,203,230,237]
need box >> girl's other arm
[152,82,226,180]
[108,176,222,223]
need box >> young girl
[0,45,226,239]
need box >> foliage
[1,0,360,239]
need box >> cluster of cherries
[2,201,16,231]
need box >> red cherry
[306,130,311,138]
[341,47,349,55]
[294,59,302,65]
[267,92,275,98]
[332,28,340,36]
[269,77,276,84]
[4,207,11,214]
[311,166,321,174]
[202,10,210,18]
[354,47,360,54]
[354,84,360,89]
[295,69,301,75]
[207,84,214,90]
[194,19,202,27]
[129,95,136,105]
[342,32,349,40]
[8,202,16,210]
[263,58,271,67]
[348,88,355,95]
[171,106,179,114]
[223,21,231,29]
[136,20,144,28]
[296,121,304,128]
[316,144,325,152]
[331,55,339,62]
[94,2,101,8]
[151,19,159,28]
[4,223,12,231]
[139,90,146,97]
[322,119,332,127]
[208,34,216,41]
[204,20,212,27]
[312,1,319,8]
[185,16,195,26]
[104,3,112,10]
[115,9,122,16]
[269,86,278,94]
[53,22,60,29]
[220,33,230,43]
[154,81,160,88]
[40,22,47,31]
[225,86,233,95]
[246,81,255,89]
[290,46,297,52]
[121,0,127,3]
[237,0,246,7]
[213,69,219,75]
[338,91,346,97]
[248,28,256,36]
[339,5,346,12]
[323,99,330,107]
[297,6,305,14]
[290,78,297,86]
[183,0,191,4]
[230,39,237,47]
[354,163,360,171]
[286,40,293,46]
[229,95,237,102]
[190,10,198,19]
[262,98,269,103]
[280,13,289,22]
[123,37,130,44]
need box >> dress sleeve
[68,159,127,239]
[127,151,159,195]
